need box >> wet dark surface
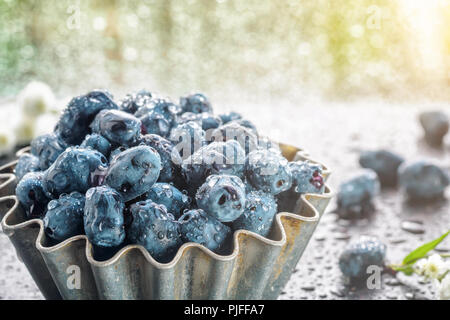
[0,100,449,300]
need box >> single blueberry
[245,149,292,195]
[128,200,182,262]
[288,160,325,194]
[14,153,40,182]
[139,110,171,137]
[90,109,142,147]
[135,98,182,126]
[15,172,51,219]
[146,183,190,219]
[196,174,246,223]
[105,145,161,202]
[180,93,212,114]
[119,89,153,114]
[178,209,231,253]
[84,185,126,248]
[359,150,404,187]
[337,170,380,219]
[169,121,206,160]
[30,133,68,170]
[419,111,449,146]
[43,192,85,241]
[43,147,108,197]
[211,122,258,154]
[80,133,112,157]
[139,134,182,183]
[232,191,277,237]
[339,236,386,280]
[54,90,118,145]
[398,160,449,201]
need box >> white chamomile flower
[438,273,450,300]
[18,81,55,117]
[416,254,447,280]
[0,126,17,156]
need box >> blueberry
[139,110,171,137]
[211,122,258,154]
[15,172,51,219]
[128,200,182,262]
[176,112,202,126]
[398,160,449,201]
[196,174,245,222]
[359,150,404,187]
[339,236,386,279]
[229,119,258,136]
[90,109,142,147]
[43,192,85,241]
[139,134,182,183]
[232,191,277,237]
[84,186,126,248]
[170,121,206,160]
[218,112,242,124]
[245,149,292,195]
[146,183,190,219]
[419,111,449,146]
[54,90,118,145]
[288,160,325,194]
[80,133,112,157]
[105,145,161,202]
[199,113,222,131]
[135,98,182,126]
[120,89,153,114]
[14,153,40,182]
[30,133,68,170]
[337,170,380,219]
[109,146,127,162]
[180,93,212,114]
[43,147,108,198]
[182,140,246,193]
[178,209,231,252]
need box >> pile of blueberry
[14,89,326,262]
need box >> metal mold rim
[0,144,333,277]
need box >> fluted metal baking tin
[0,144,332,300]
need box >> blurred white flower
[14,119,35,145]
[17,81,55,118]
[438,273,450,300]
[416,254,448,280]
[0,126,17,156]
[34,113,59,137]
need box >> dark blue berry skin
[211,122,258,154]
[218,112,242,124]
[182,140,246,193]
[14,153,40,182]
[139,110,171,137]
[359,150,404,187]
[30,133,68,170]
[108,146,127,162]
[90,109,142,147]
[398,160,449,201]
[54,90,118,145]
[339,236,386,279]
[196,174,246,223]
[419,111,449,146]
[128,200,182,262]
[105,145,161,202]
[135,98,182,126]
[232,191,277,237]
[119,89,153,114]
[245,149,292,195]
[80,133,112,157]
[139,134,182,183]
[84,186,126,248]
[199,113,222,131]
[289,161,325,194]
[180,93,212,114]
[43,147,108,198]
[170,121,206,160]
[146,183,190,219]
[16,172,51,219]
[337,170,380,219]
[178,209,231,253]
[43,192,85,241]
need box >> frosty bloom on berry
[16,171,51,219]
[146,183,190,219]
[180,93,212,114]
[119,89,153,114]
